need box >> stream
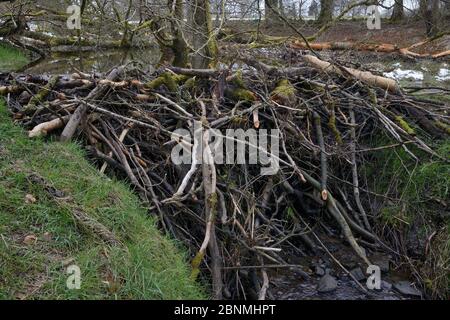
[269,236,419,300]
[13,49,450,92]
[382,59,450,89]
[20,47,161,75]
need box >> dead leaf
[61,257,75,267]
[23,234,37,245]
[43,232,52,241]
[15,293,27,300]
[25,194,37,204]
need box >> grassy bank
[0,101,204,299]
[0,44,29,72]
[365,138,449,299]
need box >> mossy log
[225,71,257,103]
[395,116,416,136]
[270,79,297,106]
[21,31,137,50]
[23,76,60,114]
[145,72,190,92]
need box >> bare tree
[265,0,281,22]
[317,0,333,25]
[391,0,404,21]
[187,0,218,68]
[309,0,319,18]
[444,0,450,15]
[420,0,441,36]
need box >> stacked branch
[1,54,448,299]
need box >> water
[23,47,161,75]
[271,269,405,300]
[268,236,419,300]
[14,48,450,94]
[383,60,450,89]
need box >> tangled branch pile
[1,54,449,299]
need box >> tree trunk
[187,0,218,69]
[317,0,333,25]
[278,0,285,16]
[265,0,280,23]
[151,0,189,67]
[390,0,404,21]
[444,0,450,16]
[172,0,189,67]
[420,0,441,37]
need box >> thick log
[28,115,70,138]
[0,85,22,95]
[292,41,399,53]
[292,41,450,59]
[303,55,401,94]
[60,67,124,142]
[168,66,218,77]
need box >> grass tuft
[0,44,29,72]
[364,136,449,299]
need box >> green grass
[0,101,204,300]
[0,44,29,72]
[368,140,449,225]
[365,136,450,298]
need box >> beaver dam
[1,0,449,301]
[1,44,449,300]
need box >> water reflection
[24,46,161,75]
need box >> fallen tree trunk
[60,67,124,142]
[19,31,153,52]
[303,55,401,94]
[28,115,70,138]
[291,40,450,59]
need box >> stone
[315,266,325,276]
[393,281,422,297]
[18,91,32,104]
[350,267,366,281]
[371,254,390,273]
[381,280,392,291]
[317,274,338,293]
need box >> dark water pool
[23,47,161,75]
